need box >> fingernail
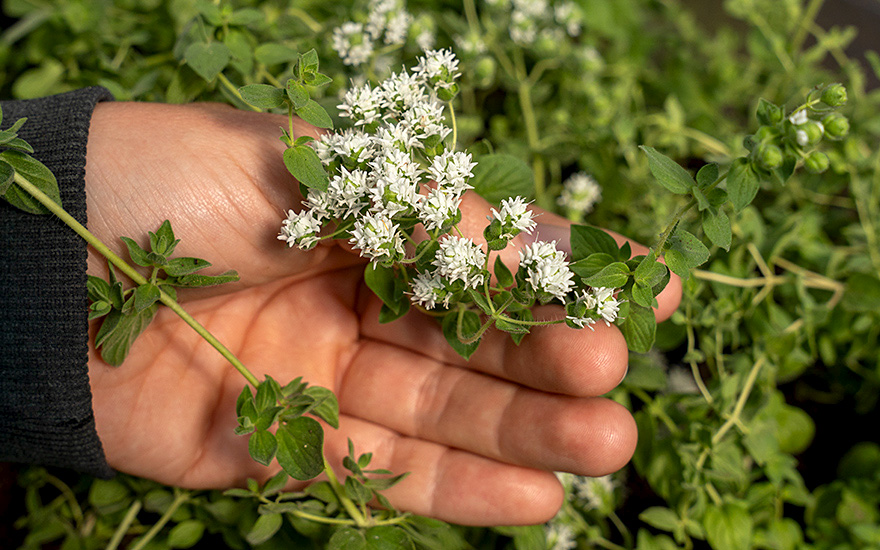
[524,222,572,255]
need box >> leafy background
[2,0,880,548]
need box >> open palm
[83,102,681,525]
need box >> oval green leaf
[276,416,325,480]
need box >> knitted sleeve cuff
[1,87,115,479]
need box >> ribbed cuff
[1,87,115,478]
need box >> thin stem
[608,511,633,550]
[14,173,260,388]
[791,0,825,55]
[323,458,368,527]
[217,73,262,112]
[288,7,323,33]
[43,474,84,528]
[448,101,458,148]
[105,500,142,550]
[128,491,189,550]
[493,313,564,327]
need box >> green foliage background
[3,0,880,548]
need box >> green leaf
[365,525,415,550]
[254,43,300,65]
[345,476,373,505]
[441,309,482,360]
[248,430,278,466]
[150,220,178,256]
[276,417,325,480]
[0,116,27,145]
[246,512,283,546]
[639,506,679,532]
[702,208,732,251]
[170,270,240,287]
[229,7,262,25]
[494,256,515,288]
[570,225,619,261]
[704,503,753,550]
[364,263,400,313]
[569,253,615,279]
[0,137,34,154]
[696,162,720,189]
[633,256,667,288]
[726,157,760,212]
[238,84,286,110]
[640,146,694,194]
[132,283,161,313]
[842,273,880,312]
[163,257,212,276]
[94,306,158,366]
[620,302,656,353]
[470,154,534,203]
[168,520,205,549]
[493,316,530,334]
[283,144,329,192]
[0,150,61,214]
[691,185,711,211]
[330,527,367,550]
[580,262,629,288]
[184,41,231,82]
[300,49,320,72]
[286,80,309,109]
[88,478,131,513]
[120,237,152,267]
[664,230,710,280]
[295,99,334,129]
[303,385,340,429]
[631,281,655,308]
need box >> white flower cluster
[280,50,624,340]
[484,0,584,46]
[557,171,602,216]
[566,287,623,329]
[788,108,823,147]
[332,0,414,66]
[518,240,576,300]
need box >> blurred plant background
[2,0,880,548]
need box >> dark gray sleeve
[0,87,115,478]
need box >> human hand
[84,101,681,526]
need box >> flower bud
[789,120,823,147]
[822,112,850,140]
[756,143,783,170]
[804,151,830,174]
[756,98,783,126]
[821,84,848,107]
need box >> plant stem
[217,73,261,112]
[105,499,142,550]
[13,173,260,388]
[128,491,189,550]
[323,458,368,527]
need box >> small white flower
[366,0,397,38]
[558,172,602,215]
[490,196,537,237]
[420,187,462,231]
[518,240,575,300]
[433,235,486,288]
[378,71,428,117]
[278,209,323,250]
[376,121,422,154]
[592,286,622,325]
[384,10,412,45]
[414,49,461,84]
[403,100,452,144]
[327,167,372,218]
[545,523,577,550]
[454,32,488,56]
[789,109,809,125]
[339,83,384,127]
[554,2,582,36]
[332,22,375,66]
[428,150,476,194]
[573,475,616,512]
[317,128,378,167]
[349,212,405,262]
[410,270,451,309]
[796,129,809,146]
[415,29,435,51]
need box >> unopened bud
[822,112,850,140]
[805,151,830,174]
[757,98,784,126]
[756,143,783,170]
[821,84,848,107]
